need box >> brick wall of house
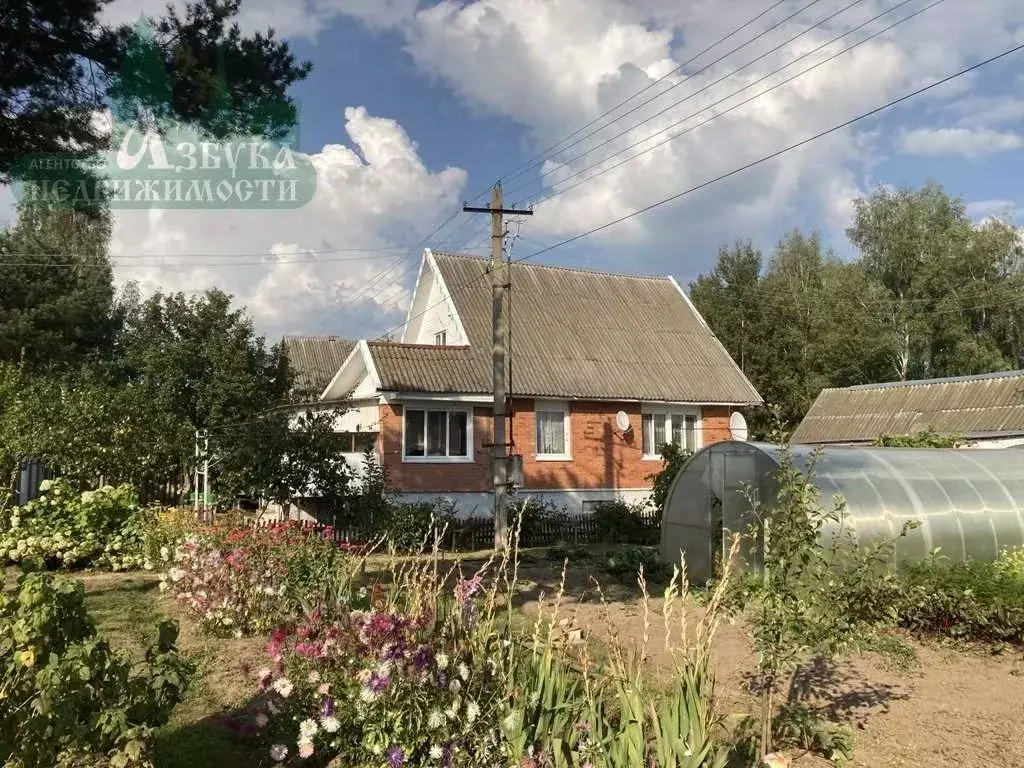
[700,405,735,444]
[380,400,737,493]
[379,403,492,493]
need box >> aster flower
[457,662,470,682]
[307,670,321,684]
[435,653,449,671]
[320,714,341,733]
[411,644,433,672]
[386,745,405,767]
[429,744,443,760]
[299,718,318,739]
[254,712,269,728]
[270,744,287,761]
[298,740,315,759]
[272,677,294,698]
[428,709,444,730]
[466,700,480,723]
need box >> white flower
[143,561,154,571]
[272,677,294,698]
[254,713,269,728]
[435,653,449,671]
[428,710,444,730]
[466,700,480,723]
[266,699,281,715]
[167,567,186,582]
[320,715,341,733]
[449,678,462,694]
[159,545,170,561]
[307,670,321,684]
[429,745,443,760]
[458,662,470,681]
[299,718,318,739]
[270,744,288,761]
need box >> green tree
[1,0,311,184]
[847,183,1023,380]
[0,202,116,370]
[116,287,292,499]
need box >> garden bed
[79,559,1024,768]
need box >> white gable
[321,340,380,401]
[401,249,468,346]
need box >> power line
[508,0,928,202]
[514,41,1024,265]
[499,0,832,188]
[368,40,1024,343]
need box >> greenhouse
[660,441,1024,582]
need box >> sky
[15,0,1024,340]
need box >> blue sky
[96,0,1024,337]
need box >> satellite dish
[730,411,749,442]
[615,410,632,432]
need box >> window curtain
[536,411,565,455]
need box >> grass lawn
[80,572,271,768]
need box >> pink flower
[298,741,315,759]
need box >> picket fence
[248,509,660,552]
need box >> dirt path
[518,583,1024,768]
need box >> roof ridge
[367,340,473,350]
[846,369,1024,391]
[431,250,672,282]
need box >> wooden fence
[248,509,661,552]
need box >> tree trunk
[760,679,775,762]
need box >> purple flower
[411,645,433,672]
[442,741,454,768]
[319,696,334,718]
[386,745,405,767]
[367,671,391,694]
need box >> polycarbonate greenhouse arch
[659,441,1024,583]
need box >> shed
[660,441,1024,582]
[792,370,1024,447]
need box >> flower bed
[161,521,358,637]
[245,554,732,767]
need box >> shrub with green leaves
[0,479,151,570]
[0,569,193,767]
[890,549,1024,643]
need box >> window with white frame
[642,409,699,457]
[535,401,570,459]
[434,330,447,346]
[403,407,470,460]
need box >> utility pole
[463,183,532,549]
[193,429,201,514]
[202,430,210,524]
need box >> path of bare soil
[513,561,1024,768]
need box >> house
[315,250,762,517]
[792,370,1024,448]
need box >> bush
[371,500,456,551]
[647,442,690,515]
[599,546,672,584]
[0,569,192,767]
[891,550,1024,643]
[515,498,571,545]
[591,501,658,544]
[0,479,150,571]
[161,521,358,637]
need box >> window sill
[402,456,475,464]
[535,454,572,462]
[642,454,664,462]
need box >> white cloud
[109,107,467,339]
[390,0,1024,264]
[966,199,1017,222]
[899,127,1024,158]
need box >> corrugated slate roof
[282,336,355,394]
[792,370,1024,443]
[377,252,759,403]
[368,342,491,394]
